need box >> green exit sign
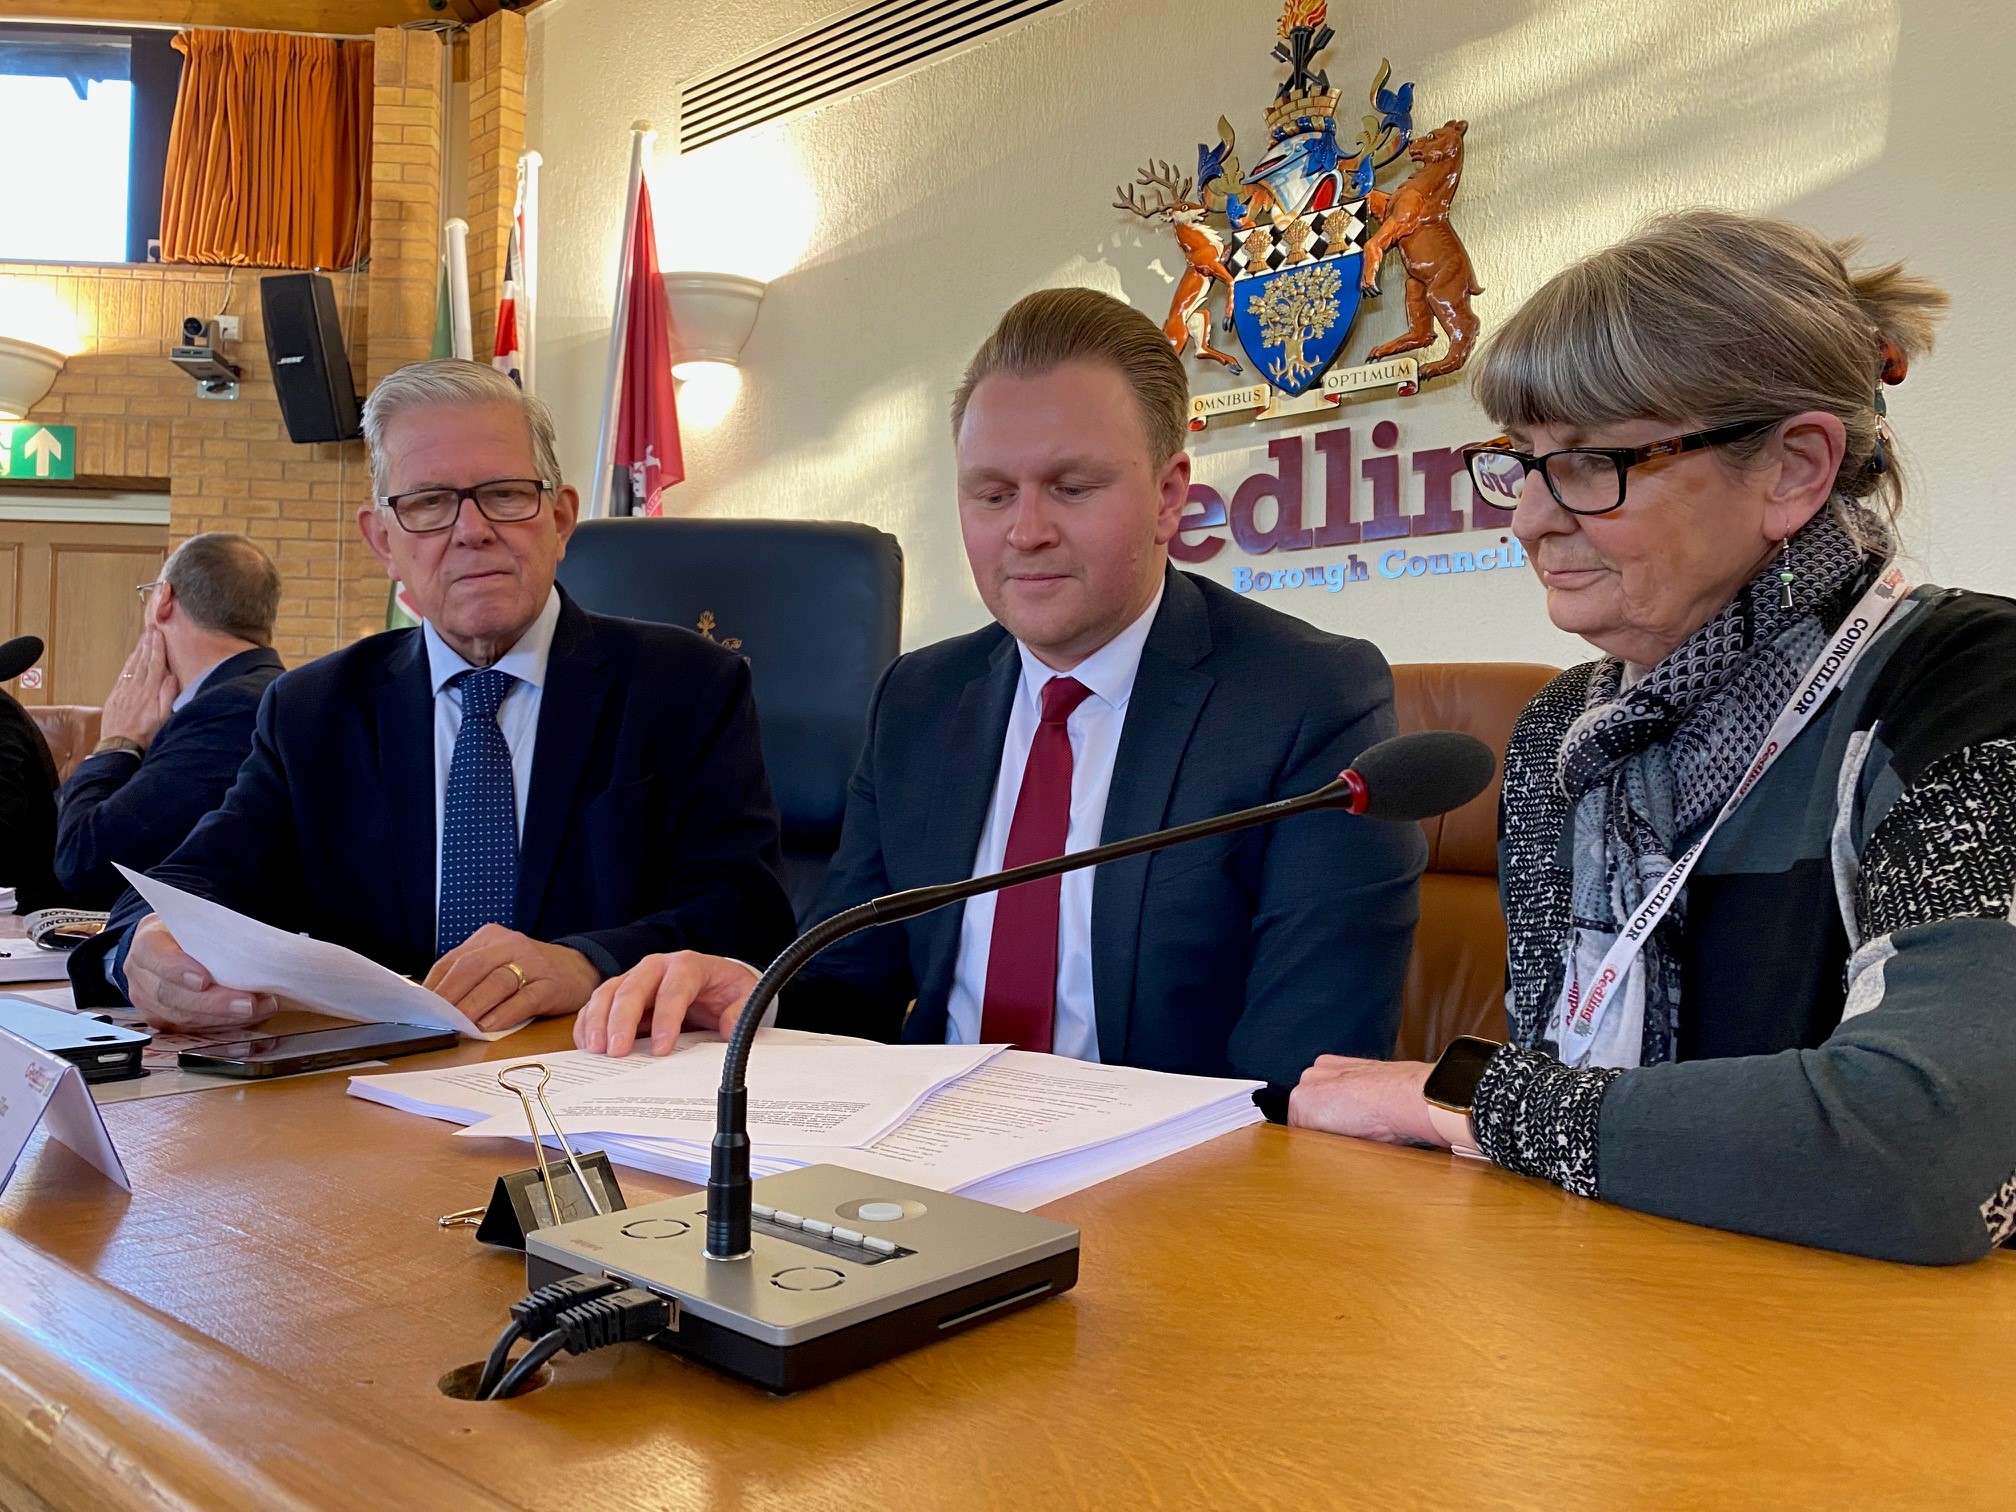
[0,423,76,481]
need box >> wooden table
[0,997,2009,1510]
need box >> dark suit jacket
[54,646,284,908]
[0,690,60,912]
[73,592,797,1005]
[780,568,1426,1087]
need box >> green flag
[429,258,453,360]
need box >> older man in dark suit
[77,360,796,1032]
[578,289,1425,1089]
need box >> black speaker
[261,273,362,443]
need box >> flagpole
[520,150,541,395]
[444,217,473,361]
[589,121,655,521]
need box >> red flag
[491,172,524,387]
[612,178,683,515]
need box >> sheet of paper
[347,1027,871,1127]
[119,865,517,1041]
[453,1041,1004,1149]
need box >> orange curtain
[159,30,375,269]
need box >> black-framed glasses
[1463,419,1779,517]
[378,478,551,534]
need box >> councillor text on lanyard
[1555,560,1918,1069]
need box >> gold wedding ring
[503,961,527,990]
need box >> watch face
[1423,1035,1500,1110]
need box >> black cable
[480,1287,673,1402]
[485,1327,567,1401]
[473,1319,523,1402]
[473,1273,625,1401]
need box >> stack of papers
[0,943,67,983]
[350,1031,1264,1211]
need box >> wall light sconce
[662,271,766,374]
[0,334,66,422]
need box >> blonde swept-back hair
[951,288,1189,463]
[1473,209,1949,547]
[360,359,564,498]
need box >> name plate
[0,1028,129,1195]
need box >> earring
[1778,563,1796,612]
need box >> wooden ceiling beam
[0,0,536,35]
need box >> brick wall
[367,26,445,385]
[1,262,385,663]
[465,10,526,348]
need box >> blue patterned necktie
[436,666,520,957]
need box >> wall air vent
[680,0,1070,153]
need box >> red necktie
[980,675,1094,1052]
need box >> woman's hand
[1287,1056,1445,1147]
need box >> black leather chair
[557,518,904,919]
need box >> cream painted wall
[528,0,2015,665]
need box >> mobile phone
[177,1022,460,1077]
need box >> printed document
[451,1040,1003,1148]
[119,866,515,1041]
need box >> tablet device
[177,1022,460,1078]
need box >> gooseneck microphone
[0,635,45,686]
[702,728,1498,1260]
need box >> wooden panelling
[47,542,162,705]
[0,543,17,642]
[0,521,166,705]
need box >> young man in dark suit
[55,533,285,907]
[75,360,797,1033]
[577,289,1426,1089]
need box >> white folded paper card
[117,865,519,1041]
[0,1026,129,1195]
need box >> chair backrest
[1388,662,1560,1060]
[29,705,101,783]
[556,518,904,918]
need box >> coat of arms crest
[1113,0,1481,428]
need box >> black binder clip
[437,1063,627,1251]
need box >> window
[0,26,177,265]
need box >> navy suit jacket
[55,646,284,908]
[780,568,1426,1087]
[74,592,797,1006]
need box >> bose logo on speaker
[278,355,306,365]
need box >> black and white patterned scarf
[1505,509,1880,1066]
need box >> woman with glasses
[1289,209,2016,1264]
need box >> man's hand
[1287,1056,1443,1147]
[100,627,179,749]
[423,925,603,1033]
[124,914,279,1032]
[575,952,761,1057]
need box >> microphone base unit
[522,1164,1080,1394]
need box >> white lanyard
[1556,561,1917,1066]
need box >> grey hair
[1473,209,1949,551]
[359,359,563,497]
[162,532,281,646]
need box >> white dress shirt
[943,585,1166,1061]
[421,587,560,911]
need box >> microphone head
[0,635,44,685]
[1344,730,1498,822]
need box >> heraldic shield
[1228,203,1367,396]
